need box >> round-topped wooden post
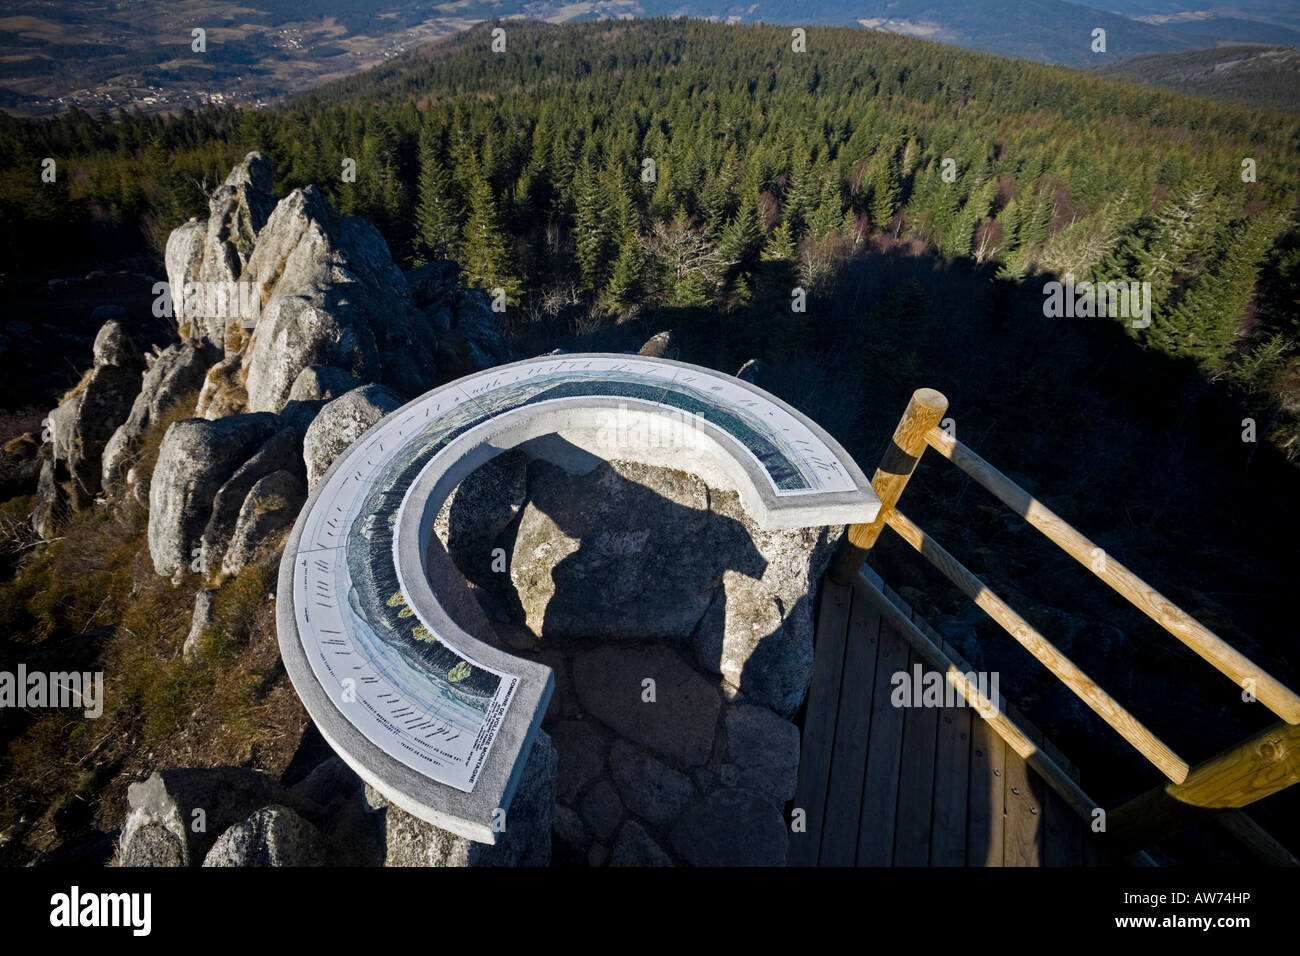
[830,387,949,584]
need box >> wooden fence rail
[832,387,1300,861]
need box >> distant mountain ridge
[1098,44,1300,111]
[2,0,1298,115]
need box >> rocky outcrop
[502,456,837,715]
[147,413,280,579]
[407,260,513,379]
[102,341,219,498]
[434,288,514,379]
[31,319,144,535]
[198,428,302,578]
[302,384,401,488]
[362,729,557,867]
[167,151,277,348]
[433,449,527,585]
[117,767,320,867]
[279,365,360,435]
[241,187,438,413]
[202,805,330,867]
[220,469,305,577]
[668,787,788,866]
[164,219,205,325]
[51,320,143,499]
[509,460,763,642]
[182,588,218,661]
[637,330,679,359]
[194,354,246,421]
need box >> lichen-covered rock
[302,384,401,488]
[579,780,623,841]
[611,820,674,867]
[182,587,218,661]
[34,319,144,525]
[92,317,142,369]
[506,455,835,715]
[199,428,302,578]
[435,449,527,584]
[241,185,439,413]
[436,288,513,380]
[221,468,305,577]
[551,719,605,806]
[552,805,586,848]
[691,520,842,716]
[279,365,360,435]
[668,787,788,866]
[117,767,318,867]
[147,413,280,578]
[572,644,720,768]
[363,729,557,867]
[510,459,763,641]
[195,354,246,420]
[30,451,60,540]
[102,341,219,497]
[164,218,206,325]
[608,739,696,825]
[637,330,679,359]
[723,704,800,805]
[202,805,329,867]
[173,151,277,347]
[405,259,460,314]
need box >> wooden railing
[831,388,1300,863]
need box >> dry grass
[0,406,45,444]
[0,408,305,860]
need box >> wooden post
[1104,720,1300,856]
[830,387,948,583]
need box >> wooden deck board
[788,580,853,867]
[892,647,941,866]
[968,714,1006,866]
[1003,732,1044,866]
[821,591,882,865]
[794,568,1092,866]
[856,604,909,864]
[930,704,972,866]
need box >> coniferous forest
[3,20,1297,440]
[2,17,1300,865]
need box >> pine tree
[415,126,460,261]
[807,173,845,241]
[604,169,645,308]
[606,230,645,310]
[1152,211,1283,366]
[573,159,611,291]
[460,169,521,303]
[720,189,765,272]
[867,148,901,230]
[762,220,797,261]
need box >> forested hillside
[3,20,1300,848]
[5,19,1297,450]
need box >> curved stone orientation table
[277,354,879,843]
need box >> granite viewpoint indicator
[277,354,879,842]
